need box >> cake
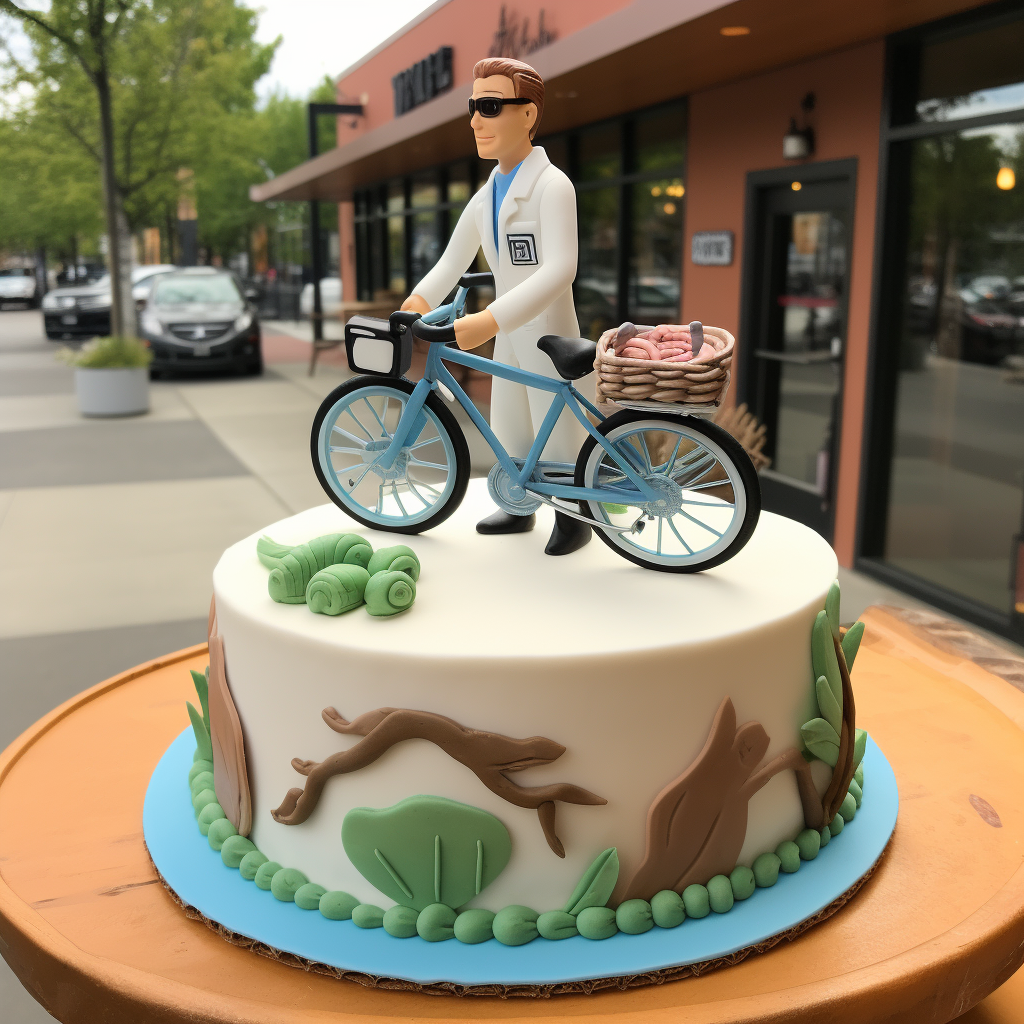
[148,479,890,992]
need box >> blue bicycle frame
[371,288,663,511]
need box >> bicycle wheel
[311,376,470,534]
[574,410,760,572]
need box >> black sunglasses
[468,96,532,118]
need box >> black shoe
[545,511,592,556]
[477,510,536,535]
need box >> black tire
[574,409,761,573]
[310,375,471,535]
[244,353,263,376]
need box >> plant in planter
[58,336,153,417]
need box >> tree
[0,0,276,334]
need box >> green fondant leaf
[563,847,619,915]
[800,718,840,766]
[190,669,210,736]
[811,611,843,706]
[341,796,511,912]
[825,582,841,639]
[256,534,292,568]
[187,701,212,761]
[842,620,865,672]
[852,727,867,768]
[815,674,842,734]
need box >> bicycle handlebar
[411,319,457,343]
[458,271,494,289]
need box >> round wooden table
[1,607,1021,1024]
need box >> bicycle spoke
[668,517,694,554]
[329,445,368,456]
[375,485,384,515]
[676,506,725,538]
[364,398,389,438]
[406,478,434,508]
[655,434,684,475]
[657,517,663,555]
[681,498,734,507]
[346,460,377,492]
[345,406,374,442]
[391,483,408,516]
[331,425,368,448]
[637,433,653,473]
[408,437,440,451]
[409,457,449,471]
[685,478,738,493]
[329,462,364,477]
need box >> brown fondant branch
[822,632,857,822]
[619,697,825,903]
[273,707,607,857]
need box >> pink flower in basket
[611,322,717,363]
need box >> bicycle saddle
[537,335,597,380]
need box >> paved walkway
[0,306,1009,1022]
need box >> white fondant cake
[212,479,837,914]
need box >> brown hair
[473,57,544,139]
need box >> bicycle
[311,273,760,573]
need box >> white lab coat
[412,146,595,464]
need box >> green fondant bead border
[186,749,865,946]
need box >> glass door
[743,172,854,538]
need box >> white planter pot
[75,367,150,417]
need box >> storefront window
[410,210,440,285]
[579,123,620,181]
[576,187,619,338]
[627,176,684,324]
[633,106,686,173]
[866,8,1024,638]
[387,215,405,294]
[411,170,440,208]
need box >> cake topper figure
[400,57,593,556]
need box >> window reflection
[883,125,1024,615]
[627,177,684,324]
[576,187,618,339]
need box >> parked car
[42,264,177,339]
[0,267,40,308]
[139,267,262,376]
[299,277,343,319]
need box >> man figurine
[401,57,592,556]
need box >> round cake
[148,479,890,988]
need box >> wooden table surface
[0,606,1021,1024]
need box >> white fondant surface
[213,479,838,911]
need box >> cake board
[0,606,1021,1023]
[143,727,898,992]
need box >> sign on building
[392,47,454,117]
[691,230,734,266]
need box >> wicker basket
[594,324,734,408]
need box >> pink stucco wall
[682,41,885,565]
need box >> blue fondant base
[144,729,898,988]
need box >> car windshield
[153,276,240,305]
[0,269,32,277]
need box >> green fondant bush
[364,570,416,616]
[383,905,419,937]
[270,867,309,902]
[192,787,218,814]
[828,814,845,837]
[254,861,283,890]
[849,778,863,808]
[650,890,685,928]
[682,883,710,919]
[220,834,256,868]
[295,883,328,911]
[453,908,495,944]
[188,759,214,785]
[319,891,360,921]
[819,825,831,848]
[796,829,821,861]
[198,802,225,835]
[730,866,755,901]
[190,771,215,797]
[854,763,864,789]
[492,906,539,946]
[207,818,237,851]
[417,903,457,942]
[776,841,801,874]
[537,910,578,940]
[239,851,268,881]
[839,792,857,823]
[352,904,384,928]
[707,875,734,914]
[576,906,617,940]
[367,545,421,581]
[306,564,371,616]
[752,853,781,888]
[616,899,654,934]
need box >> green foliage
[810,610,842,706]
[56,336,153,368]
[852,728,867,769]
[800,718,840,767]
[191,668,211,736]
[815,674,842,735]
[341,796,512,912]
[186,701,212,761]
[842,621,865,672]
[562,847,619,915]
[824,582,841,639]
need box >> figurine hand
[400,293,431,315]
[454,310,498,351]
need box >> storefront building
[253,0,1024,644]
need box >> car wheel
[244,354,263,376]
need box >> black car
[140,268,262,375]
[42,265,177,339]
